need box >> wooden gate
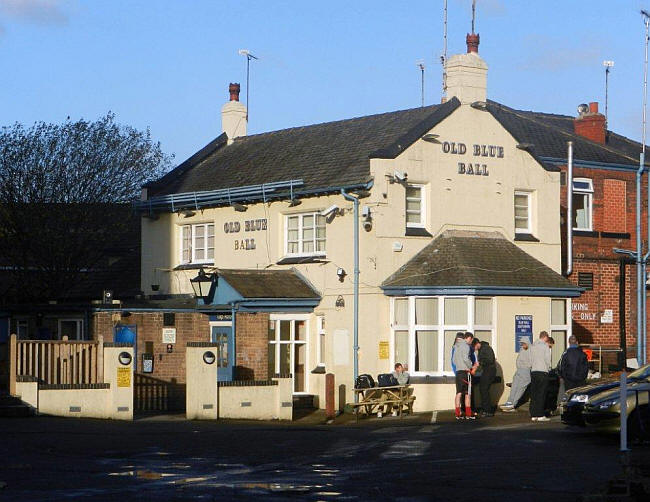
[134,373,185,413]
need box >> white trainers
[392,410,398,417]
[377,411,383,418]
[536,416,551,422]
[531,417,538,421]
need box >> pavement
[0,409,649,501]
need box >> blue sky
[1,0,649,164]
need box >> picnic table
[350,385,415,420]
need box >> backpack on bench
[377,373,399,387]
[355,374,375,389]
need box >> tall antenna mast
[441,0,448,99]
[603,60,614,126]
[416,60,425,107]
[471,0,476,33]
[238,49,258,122]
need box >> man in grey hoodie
[453,332,476,420]
[500,339,532,411]
[529,331,552,422]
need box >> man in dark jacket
[472,338,497,417]
[558,335,589,390]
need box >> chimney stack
[221,82,247,144]
[573,101,606,144]
[466,33,480,53]
[445,35,488,105]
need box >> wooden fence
[9,334,104,395]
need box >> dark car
[560,363,650,426]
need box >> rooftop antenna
[471,0,476,34]
[238,49,258,122]
[603,60,614,126]
[441,0,448,99]
[416,60,425,107]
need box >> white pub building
[134,35,583,411]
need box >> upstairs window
[573,178,593,231]
[181,223,214,264]
[285,212,326,256]
[514,191,531,234]
[406,184,425,228]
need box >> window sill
[514,233,539,242]
[572,230,598,238]
[277,256,328,265]
[405,227,433,237]
[174,262,214,270]
[600,232,631,239]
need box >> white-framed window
[268,314,310,393]
[514,191,532,234]
[58,319,83,340]
[405,184,425,228]
[391,296,494,376]
[550,298,571,367]
[285,212,326,257]
[16,319,29,339]
[316,315,325,367]
[572,178,593,231]
[180,223,215,264]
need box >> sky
[1,0,650,165]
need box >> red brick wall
[235,312,269,380]
[603,179,626,233]
[558,163,648,362]
[91,311,210,383]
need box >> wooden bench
[350,385,415,420]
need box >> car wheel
[628,406,650,442]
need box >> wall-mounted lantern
[190,267,216,303]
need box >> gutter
[540,156,646,172]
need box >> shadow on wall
[573,322,594,344]
[235,366,255,380]
[134,374,185,413]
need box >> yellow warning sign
[117,367,131,388]
[378,341,389,360]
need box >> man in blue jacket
[558,335,588,390]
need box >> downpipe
[566,141,573,276]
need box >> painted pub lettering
[441,141,503,177]
[224,218,267,233]
[234,238,256,251]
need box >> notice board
[514,315,533,352]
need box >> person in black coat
[472,338,497,417]
[558,335,589,390]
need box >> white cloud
[0,0,68,25]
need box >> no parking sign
[515,315,533,352]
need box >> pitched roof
[381,230,580,295]
[218,268,320,299]
[486,101,645,167]
[146,98,461,197]
[147,97,646,202]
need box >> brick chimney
[466,33,480,53]
[445,34,488,105]
[221,82,247,144]
[573,101,606,144]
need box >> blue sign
[515,315,533,352]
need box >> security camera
[320,205,339,217]
[363,219,373,232]
[393,170,407,182]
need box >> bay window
[391,296,494,376]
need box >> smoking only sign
[514,315,533,352]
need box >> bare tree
[0,113,172,302]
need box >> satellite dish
[577,103,589,115]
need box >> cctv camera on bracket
[320,205,340,217]
[387,170,407,183]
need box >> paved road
[0,412,645,501]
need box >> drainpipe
[567,141,573,276]
[341,181,373,401]
[639,13,650,364]
[620,259,628,369]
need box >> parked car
[582,380,650,439]
[560,363,650,426]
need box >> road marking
[381,440,429,458]
[431,411,438,423]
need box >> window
[180,223,214,264]
[391,296,494,376]
[285,213,326,256]
[550,299,571,367]
[58,319,83,340]
[514,191,531,233]
[268,315,309,393]
[572,178,593,230]
[16,319,29,340]
[405,184,425,228]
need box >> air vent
[578,272,594,290]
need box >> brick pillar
[235,312,270,380]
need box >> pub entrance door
[211,326,234,382]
